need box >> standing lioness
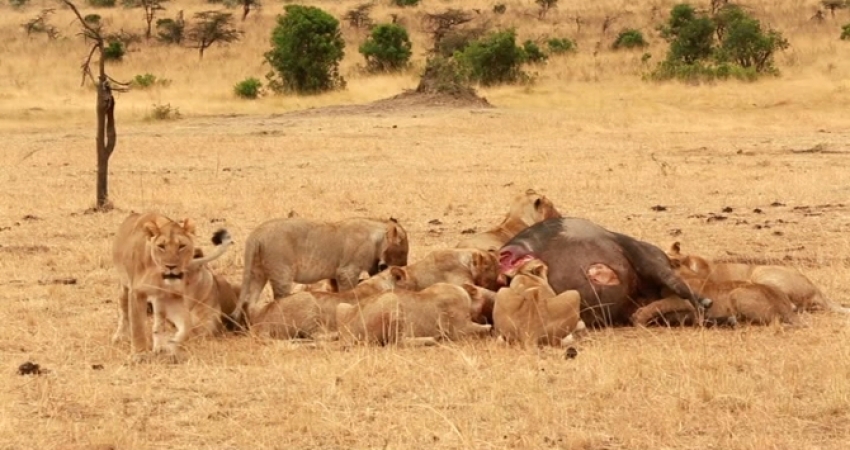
[231,217,409,325]
[112,211,233,361]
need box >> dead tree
[142,0,169,40]
[22,9,60,40]
[62,0,130,210]
[343,3,374,29]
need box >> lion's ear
[531,261,548,279]
[181,218,196,235]
[389,266,407,282]
[143,221,159,238]
[670,241,681,255]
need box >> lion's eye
[157,244,166,250]
[178,244,187,251]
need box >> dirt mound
[370,88,493,110]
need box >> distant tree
[822,0,848,18]
[186,10,242,59]
[156,10,185,44]
[536,0,558,19]
[22,9,60,40]
[240,0,260,21]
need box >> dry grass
[2,0,850,449]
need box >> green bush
[359,23,413,72]
[612,29,648,50]
[84,14,102,25]
[392,0,420,6]
[87,0,116,7]
[436,29,484,58]
[417,56,472,96]
[9,0,30,9]
[265,5,346,94]
[131,73,171,89]
[103,41,125,61]
[547,37,576,54]
[522,40,548,64]
[156,18,184,44]
[147,103,181,121]
[842,23,850,40]
[234,77,263,99]
[455,29,528,86]
[651,3,788,82]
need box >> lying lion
[335,282,493,346]
[492,257,585,347]
[111,211,234,361]
[667,242,848,314]
[456,189,561,252]
[248,267,411,340]
[231,216,410,326]
[631,272,800,327]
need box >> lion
[631,270,801,327]
[455,189,561,252]
[111,211,234,361]
[335,282,493,347]
[667,241,849,314]
[389,248,503,291]
[230,216,410,325]
[492,257,585,347]
[248,267,413,340]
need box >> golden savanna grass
[2,0,850,449]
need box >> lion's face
[511,190,561,226]
[379,219,409,270]
[666,242,711,276]
[144,218,196,285]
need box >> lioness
[231,216,410,325]
[667,242,849,314]
[248,267,411,339]
[391,248,503,291]
[492,257,584,347]
[631,271,800,327]
[335,282,493,346]
[111,212,234,361]
[456,189,561,252]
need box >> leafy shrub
[265,5,346,94]
[392,0,420,7]
[103,41,125,61]
[359,23,413,72]
[436,28,485,58]
[493,4,506,14]
[84,14,102,25]
[612,29,648,50]
[547,37,576,54]
[651,3,788,82]
[455,29,528,86]
[416,56,472,96]
[234,77,263,99]
[156,18,184,44]
[148,103,181,120]
[522,40,548,64]
[87,0,116,7]
[131,73,172,89]
[9,0,30,9]
[842,23,850,40]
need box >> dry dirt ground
[2,93,850,449]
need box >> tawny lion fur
[111,211,234,361]
[335,282,493,346]
[492,257,585,347]
[456,189,561,252]
[667,241,848,314]
[231,216,410,325]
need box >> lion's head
[377,218,409,271]
[666,241,711,276]
[510,189,561,226]
[143,218,197,285]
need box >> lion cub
[631,271,800,327]
[248,268,412,340]
[456,189,561,252]
[335,282,493,346]
[400,248,503,291]
[667,242,848,314]
[492,257,584,347]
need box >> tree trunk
[96,78,116,209]
[242,2,250,21]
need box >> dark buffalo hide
[499,217,712,327]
